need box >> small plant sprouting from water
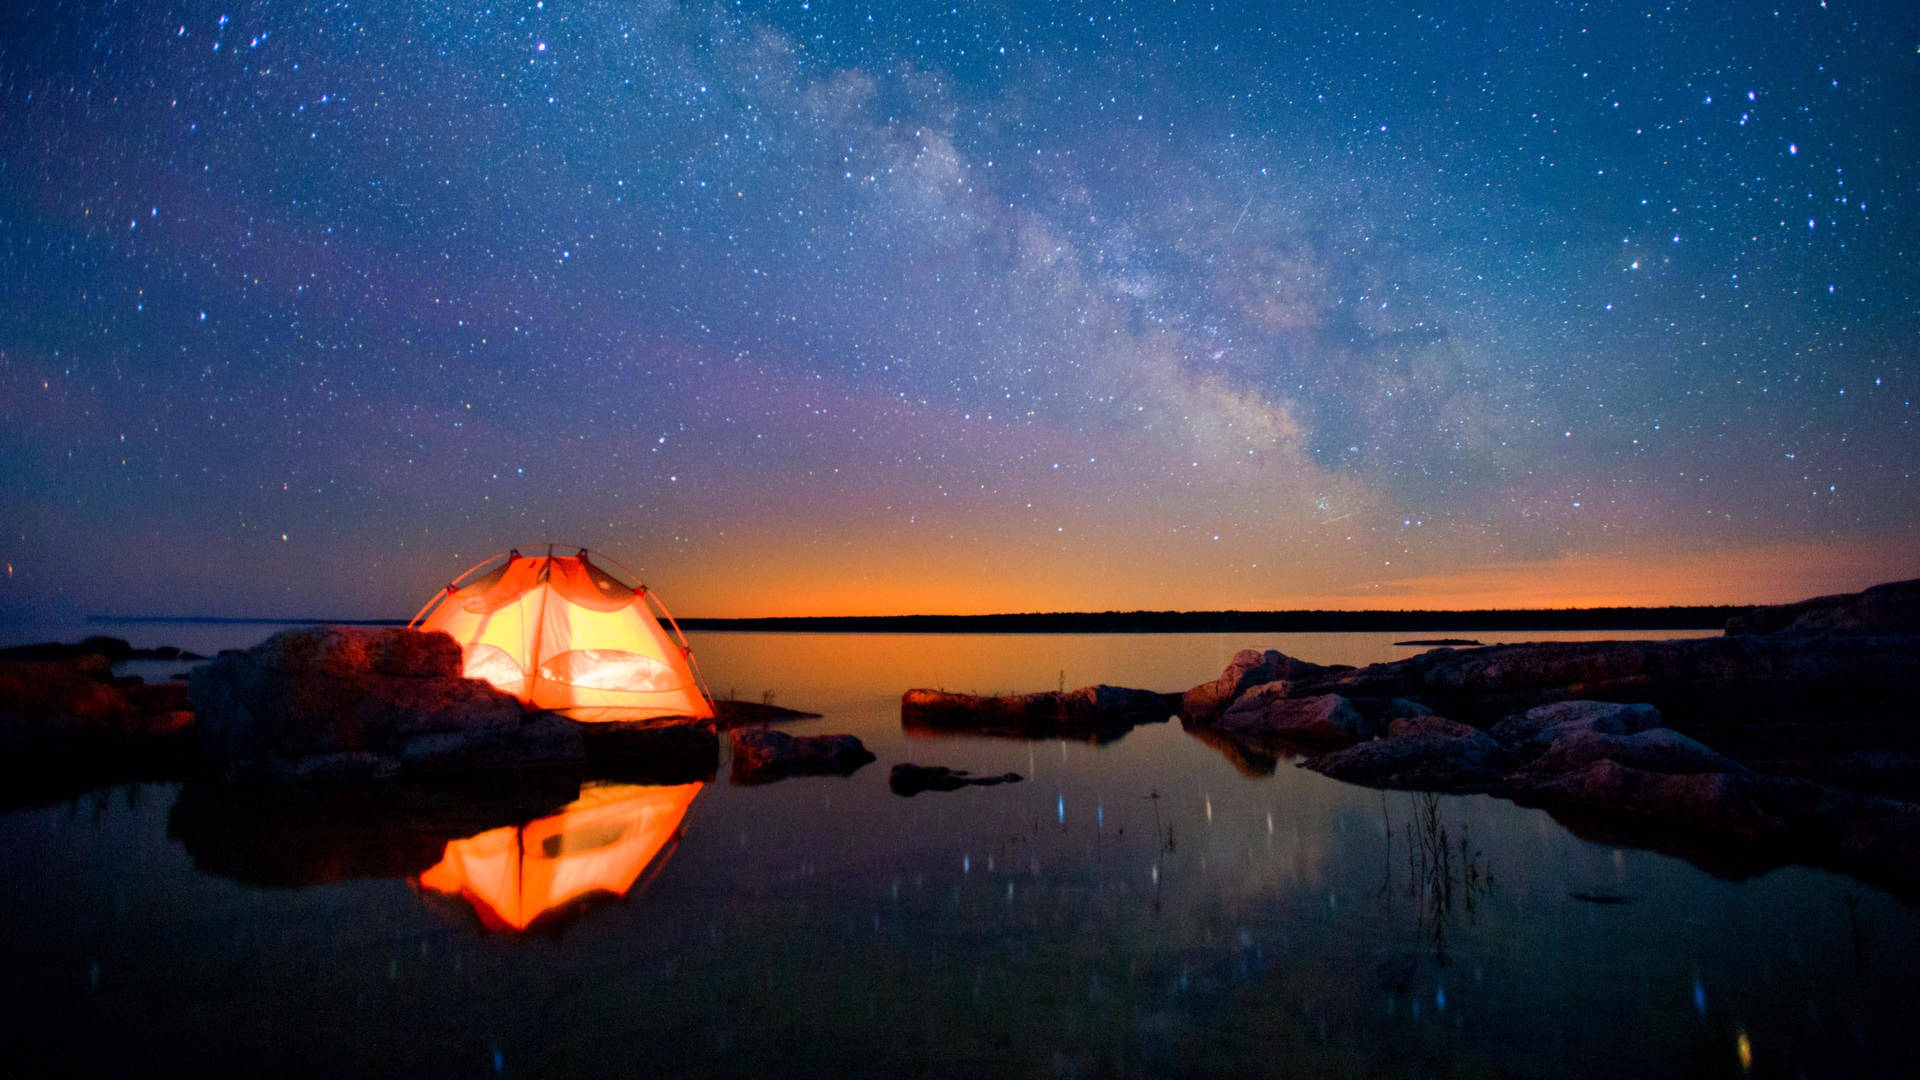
[1382,791,1494,965]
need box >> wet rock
[188,626,550,781]
[1506,761,1782,837]
[1180,649,1335,721]
[729,729,875,785]
[901,684,1177,743]
[1217,691,1372,743]
[1303,717,1516,792]
[1520,726,1750,779]
[888,763,1024,796]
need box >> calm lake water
[5,626,1917,1077]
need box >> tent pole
[526,549,555,709]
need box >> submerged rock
[729,729,875,785]
[888,763,1024,797]
[901,684,1178,743]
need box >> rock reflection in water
[416,781,701,931]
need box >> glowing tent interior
[416,781,702,931]
[410,545,714,720]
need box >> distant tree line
[674,606,1747,634]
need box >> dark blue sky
[2,0,1916,621]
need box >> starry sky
[2,0,1916,623]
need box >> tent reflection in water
[410,545,714,721]
[417,782,702,931]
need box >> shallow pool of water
[4,630,1915,1077]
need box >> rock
[901,684,1178,743]
[729,729,875,785]
[1520,726,1751,779]
[577,717,719,784]
[1506,760,1782,838]
[0,637,204,662]
[1386,715,1482,739]
[1488,700,1665,753]
[1304,719,1516,792]
[1278,632,1920,728]
[0,655,135,731]
[888,763,1024,797]
[188,626,541,781]
[0,636,136,662]
[398,712,586,773]
[1726,578,1920,636]
[711,699,824,729]
[1180,649,1333,721]
[1217,692,1372,743]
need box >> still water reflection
[418,782,701,932]
[3,630,1916,1077]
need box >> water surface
[4,629,1914,1077]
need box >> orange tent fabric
[411,547,713,720]
[417,781,702,931]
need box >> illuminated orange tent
[410,545,713,720]
[417,781,702,931]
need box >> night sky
[2,1,1916,623]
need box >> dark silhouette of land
[664,607,1748,633]
[92,606,1748,635]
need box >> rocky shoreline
[903,579,1920,897]
[6,579,1919,897]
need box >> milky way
[2,1,1916,620]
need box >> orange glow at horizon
[633,530,1920,614]
[647,537,1919,617]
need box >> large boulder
[1506,760,1783,837]
[1180,649,1333,721]
[1519,726,1750,779]
[1304,716,1516,792]
[1216,691,1372,743]
[1488,700,1665,754]
[188,626,569,781]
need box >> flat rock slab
[889,763,1024,797]
[730,729,875,785]
[711,699,824,729]
[902,685,1178,743]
